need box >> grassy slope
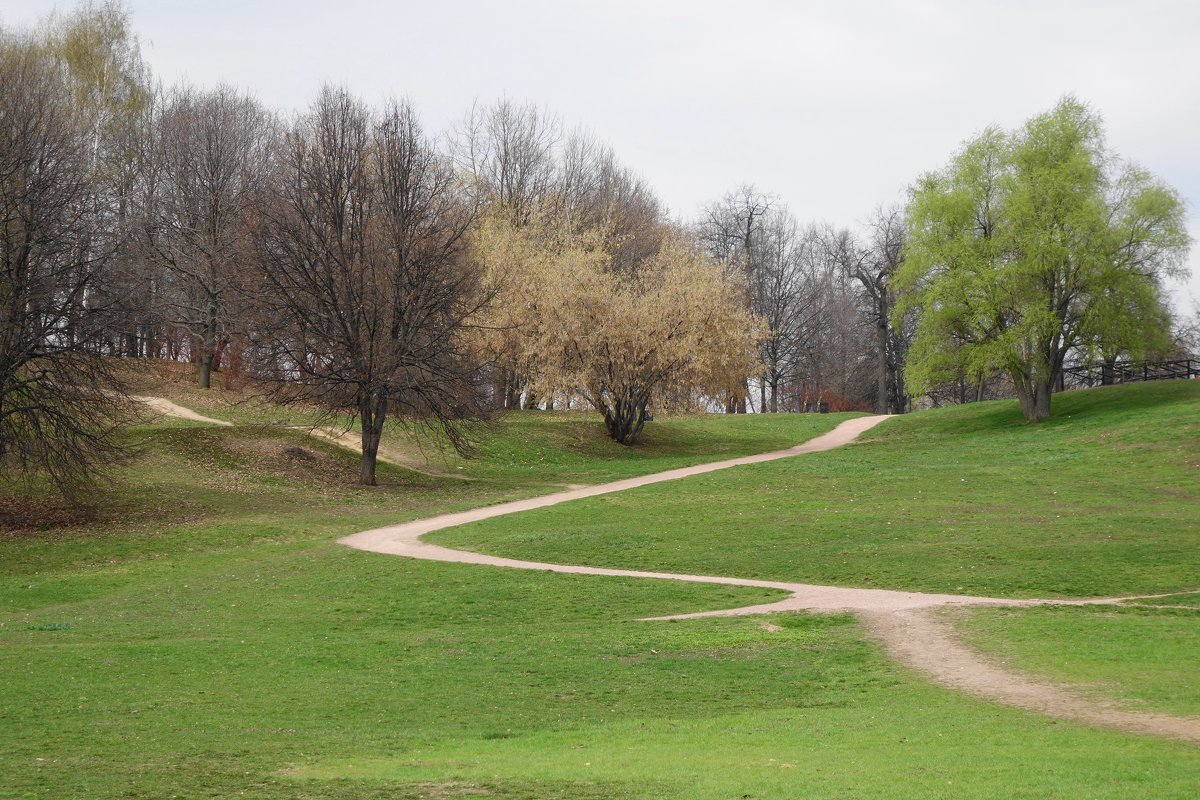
[954,603,1200,717]
[120,359,848,487]
[434,381,1200,598]
[3,377,1199,798]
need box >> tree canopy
[895,97,1189,420]
[475,215,760,444]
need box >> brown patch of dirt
[0,493,97,533]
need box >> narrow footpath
[339,415,1200,745]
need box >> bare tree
[255,88,488,485]
[452,98,560,225]
[1172,303,1200,357]
[34,1,154,359]
[818,208,912,414]
[698,184,775,412]
[556,132,665,276]
[0,39,129,495]
[146,84,275,388]
[450,99,561,408]
[752,209,808,411]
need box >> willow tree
[895,97,1188,421]
[477,217,760,444]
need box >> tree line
[2,2,1190,494]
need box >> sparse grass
[434,381,1200,598]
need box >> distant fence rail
[1063,358,1200,388]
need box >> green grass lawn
[434,381,1200,598]
[6,544,1200,799]
[951,603,1200,717]
[3,379,1199,798]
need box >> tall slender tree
[149,84,275,388]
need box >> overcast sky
[5,0,1199,309]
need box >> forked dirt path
[340,415,1200,745]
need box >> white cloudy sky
[5,0,1200,309]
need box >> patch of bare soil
[0,493,97,533]
[132,396,232,426]
[135,395,472,480]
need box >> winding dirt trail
[340,415,1200,745]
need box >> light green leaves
[894,97,1189,417]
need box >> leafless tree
[752,210,807,411]
[450,99,561,408]
[255,88,488,485]
[556,131,665,276]
[0,39,129,495]
[452,98,560,224]
[820,208,912,414]
[779,236,875,412]
[146,84,275,388]
[698,184,776,412]
[1172,303,1200,357]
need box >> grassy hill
[2,377,1198,799]
[434,380,1200,598]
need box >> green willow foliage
[894,97,1189,420]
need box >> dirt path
[300,426,475,480]
[340,414,1200,744]
[134,396,472,479]
[864,608,1200,743]
[132,396,233,426]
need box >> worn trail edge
[340,413,1199,744]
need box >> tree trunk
[1015,377,1053,421]
[603,389,647,445]
[492,366,507,409]
[504,368,520,409]
[197,298,218,389]
[875,319,889,414]
[358,392,389,485]
[197,353,213,389]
